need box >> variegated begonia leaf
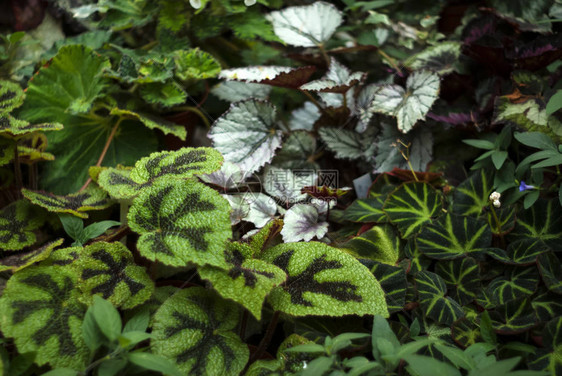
[0,115,63,138]
[415,271,464,325]
[383,182,443,238]
[416,213,492,260]
[319,127,377,161]
[260,242,388,317]
[281,204,328,243]
[507,199,562,251]
[366,70,440,133]
[343,198,387,223]
[199,161,246,190]
[489,297,537,334]
[403,42,462,75]
[128,179,231,268]
[129,147,223,184]
[365,260,407,314]
[532,290,562,322]
[493,97,554,136]
[0,238,63,272]
[288,102,320,131]
[486,267,539,305]
[266,2,343,47]
[0,79,25,113]
[273,131,318,171]
[341,224,401,265]
[0,137,15,166]
[245,219,283,257]
[451,169,494,217]
[263,166,315,205]
[97,165,145,200]
[487,238,549,266]
[452,318,482,348]
[0,265,89,369]
[151,287,249,376]
[243,193,278,228]
[528,316,562,374]
[42,246,81,267]
[538,252,562,294]
[209,100,282,174]
[222,194,250,225]
[218,66,317,89]
[434,257,481,305]
[21,184,112,219]
[76,242,154,309]
[0,200,46,251]
[300,58,365,93]
[199,242,286,320]
[110,107,186,140]
[212,81,271,103]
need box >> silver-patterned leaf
[281,204,328,242]
[212,81,271,102]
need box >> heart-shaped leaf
[151,287,249,376]
[365,261,407,314]
[261,242,388,317]
[281,204,328,243]
[508,199,562,251]
[486,267,539,305]
[451,169,494,217]
[435,257,480,305]
[266,2,343,47]
[128,179,231,268]
[173,48,221,80]
[383,182,443,238]
[97,166,144,200]
[487,238,549,265]
[415,271,465,325]
[209,100,282,174]
[0,200,45,251]
[489,297,537,334]
[538,252,562,294]
[404,42,462,75]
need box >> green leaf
[97,358,127,376]
[532,290,562,322]
[82,220,121,242]
[0,80,24,113]
[109,107,187,140]
[435,257,481,305]
[404,42,462,75]
[416,271,465,325]
[463,139,496,150]
[300,58,364,93]
[58,214,84,243]
[508,199,562,250]
[367,261,407,313]
[537,252,562,294]
[489,297,537,334]
[452,169,494,217]
[261,242,388,317]
[209,100,282,174]
[383,182,443,238]
[528,316,562,374]
[91,295,122,342]
[128,179,232,268]
[41,369,78,376]
[341,224,402,264]
[139,81,187,107]
[452,318,482,348]
[266,2,343,47]
[129,146,223,184]
[174,48,221,80]
[198,243,286,320]
[487,239,549,266]
[343,198,387,223]
[404,354,462,376]
[367,70,440,133]
[97,166,143,200]
[22,185,112,219]
[487,268,539,305]
[212,81,271,103]
[0,239,64,272]
[318,127,377,160]
[0,115,63,138]
[82,308,105,351]
[76,242,154,309]
[123,308,150,333]
[416,214,492,260]
[127,352,182,376]
[151,287,249,376]
[0,266,88,369]
[514,131,558,151]
[546,90,562,115]
[0,200,44,251]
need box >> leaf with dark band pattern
[415,271,464,325]
[0,200,45,251]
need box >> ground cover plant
[0,0,562,375]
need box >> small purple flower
[519,181,536,192]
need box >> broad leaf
[0,239,64,272]
[489,297,537,334]
[383,182,443,238]
[0,80,25,113]
[416,214,492,260]
[341,224,401,265]
[245,193,278,228]
[415,271,464,325]
[198,243,286,320]
[367,70,440,133]
[151,288,249,376]
[273,131,318,170]
[109,108,186,140]
[261,242,388,317]
[404,42,461,75]
[199,161,246,190]
[528,316,562,374]
[212,81,271,103]
[267,2,343,47]
[486,268,539,305]
[173,48,221,80]
[139,82,187,107]
[451,169,494,217]
[508,199,562,251]
[22,185,112,219]
[281,204,328,243]
[0,116,63,138]
[263,166,314,205]
[128,179,231,268]
[0,200,44,251]
[300,58,364,93]
[487,238,549,266]
[342,198,387,223]
[452,318,482,348]
[76,242,154,309]
[366,261,407,313]
[319,127,376,160]
[532,290,562,322]
[289,102,320,131]
[129,147,223,184]
[97,165,144,200]
[538,252,562,294]
[435,257,480,305]
[209,100,282,174]
[218,66,317,88]
[0,266,88,369]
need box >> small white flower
[189,0,202,9]
[244,0,257,6]
[302,361,308,369]
[489,191,501,202]
[493,200,501,208]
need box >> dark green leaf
[59,214,84,243]
[367,261,407,313]
[487,268,539,305]
[91,296,122,342]
[452,170,494,217]
[537,252,562,294]
[508,199,562,251]
[416,271,465,325]
[0,200,45,251]
[489,297,537,334]
[127,352,182,376]
[81,220,121,242]
[341,224,401,264]
[435,257,480,305]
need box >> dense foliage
[1,0,562,375]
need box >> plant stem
[13,140,22,196]
[377,49,402,75]
[250,311,280,363]
[171,106,211,128]
[318,43,332,67]
[79,118,123,192]
[488,203,506,248]
[239,311,249,339]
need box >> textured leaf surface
[487,268,539,305]
[435,257,480,305]
[300,58,364,93]
[199,243,286,320]
[342,224,401,265]
[209,100,282,174]
[97,166,144,200]
[404,42,461,75]
[129,147,223,184]
[489,297,537,334]
[22,185,112,219]
[212,81,271,103]
[263,166,314,204]
[110,108,186,140]
[368,71,440,133]
[0,266,88,369]
[174,48,221,80]
[0,115,63,137]
[76,242,153,309]
[319,127,377,161]
[416,271,464,325]
[281,204,328,243]
[343,198,387,223]
[151,288,249,376]
[128,179,231,268]
[451,169,494,217]
[218,66,317,88]
[245,193,278,228]
[0,239,63,272]
[508,199,562,251]
[367,261,407,313]
[261,242,388,317]
[383,182,442,238]
[199,161,246,190]
[417,214,492,260]
[266,2,343,47]
[0,80,25,113]
[0,200,44,251]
